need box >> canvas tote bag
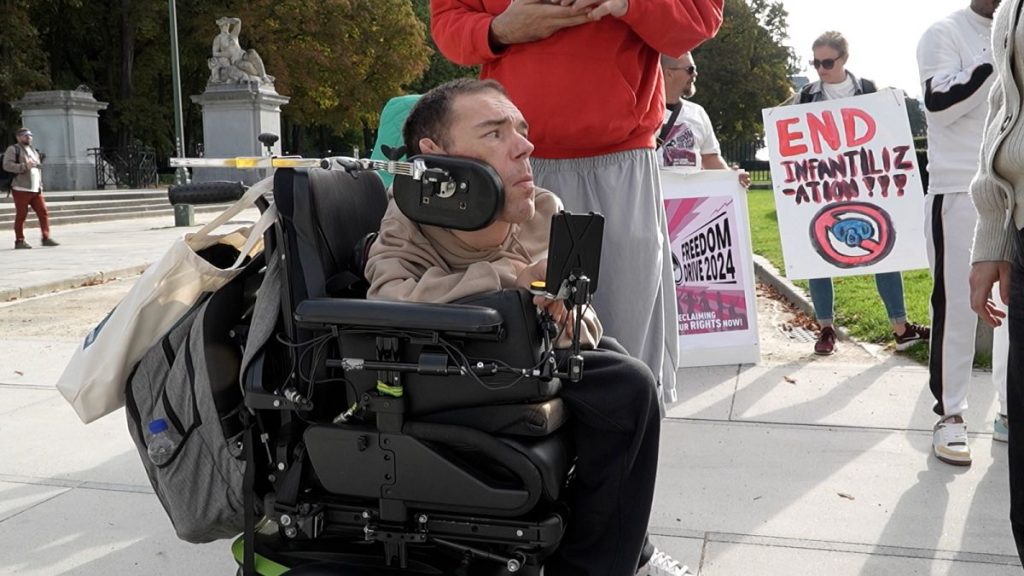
[57,176,277,423]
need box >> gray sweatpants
[532,148,679,409]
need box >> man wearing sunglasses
[917,0,1005,468]
[657,52,750,187]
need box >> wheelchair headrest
[392,155,505,231]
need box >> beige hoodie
[365,188,602,348]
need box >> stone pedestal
[11,90,108,191]
[191,84,289,184]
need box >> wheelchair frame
[222,164,584,576]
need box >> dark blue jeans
[808,272,907,324]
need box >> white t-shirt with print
[657,99,721,171]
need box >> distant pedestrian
[3,128,58,249]
[789,31,930,358]
[917,0,1005,467]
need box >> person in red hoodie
[431,0,724,418]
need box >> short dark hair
[403,78,507,156]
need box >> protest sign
[663,169,760,367]
[762,90,928,279]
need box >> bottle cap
[148,418,169,434]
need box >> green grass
[746,189,932,354]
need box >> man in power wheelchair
[235,79,662,576]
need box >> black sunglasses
[666,65,697,75]
[811,58,840,70]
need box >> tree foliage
[0,3,51,138]
[15,0,430,158]
[905,96,926,137]
[406,0,479,94]
[691,0,797,155]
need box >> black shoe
[894,322,930,351]
[14,240,32,249]
[41,237,60,247]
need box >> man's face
[972,0,1001,18]
[423,90,536,225]
[663,54,698,102]
[812,45,846,84]
[16,132,32,146]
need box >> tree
[25,0,430,159]
[202,0,431,154]
[905,95,927,137]
[32,0,177,153]
[691,0,796,157]
[0,4,51,138]
[406,0,479,94]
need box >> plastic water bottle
[147,418,178,466]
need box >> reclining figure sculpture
[208,17,275,87]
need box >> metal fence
[720,140,770,183]
[87,146,158,189]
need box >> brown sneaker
[41,237,60,247]
[14,240,32,249]
[814,326,837,355]
[894,322,930,351]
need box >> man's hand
[514,258,576,336]
[969,261,1011,327]
[26,157,39,169]
[738,170,751,189]
[515,258,548,289]
[561,0,629,19]
[490,0,592,47]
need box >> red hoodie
[431,0,724,159]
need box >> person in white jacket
[969,0,1024,561]
[917,0,1006,467]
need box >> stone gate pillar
[11,90,108,191]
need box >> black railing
[720,139,770,183]
[720,140,762,163]
[88,146,158,189]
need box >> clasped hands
[491,0,630,46]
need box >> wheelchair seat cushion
[418,398,567,437]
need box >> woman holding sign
[789,31,931,356]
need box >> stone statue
[208,17,275,87]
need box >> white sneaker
[638,548,691,576]
[994,414,1009,443]
[933,415,971,466]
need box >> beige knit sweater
[972,0,1024,262]
[365,187,602,348]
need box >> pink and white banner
[663,170,760,367]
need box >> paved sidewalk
[0,214,1019,575]
[0,207,260,301]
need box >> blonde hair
[812,31,848,58]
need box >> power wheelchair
[179,156,603,575]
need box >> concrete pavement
[0,213,1019,575]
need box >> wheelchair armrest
[294,297,503,333]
